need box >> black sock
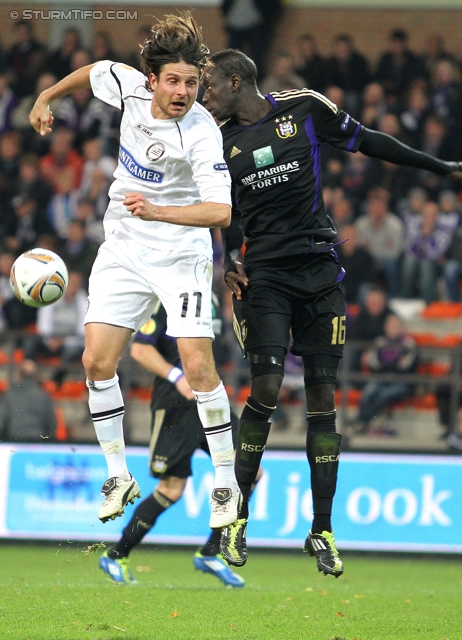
[199,529,222,556]
[235,396,274,509]
[306,412,341,535]
[109,489,174,559]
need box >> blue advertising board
[0,444,461,553]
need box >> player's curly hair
[207,49,258,87]
[140,11,210,89]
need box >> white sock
[87,375,130,481]
[193,381,238,492]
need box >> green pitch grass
[0,544,461,640]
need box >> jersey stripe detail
[347,121,362,151]
[123,94,151,102]
[109,63,124,115]
[176,122,184,150]
[271,89,338,113]
[304,115,321,212]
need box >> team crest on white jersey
[275,116,297,139]
[146,142,165,162]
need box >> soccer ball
[9,248,69,308]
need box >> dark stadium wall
[2,5,462,67]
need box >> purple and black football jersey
[220,89,364,261]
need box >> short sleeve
[90,60,146,110]
[309,93,364,152]
[189,118,232,205]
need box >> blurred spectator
[352,314,418,435]
[397,186,429,218]
[417,114,457,197]
[91,31,117,62]
[47,28,82,80]
[0,360,56,442]
[399,86,430,148]
[291,33,326,92]
[53,88,117,153]
[0,131,22,214]
[59,219,99,288]
[439,191,462,301]
[355,187,404,297]
[14,153,54,214]
[400,200,456,303]
[375,28,426,106]
[0,251,15,331]
[77,138,116,218]
[347,285,392,378]
[331,196,355,233]
[260,52,306,94]
[0,251,36,330]
[0,68,16,134]
[3,192,54,255]
[324,85,345,111]
[70,49,93,72]
[341,151,371,210]
[39,128,84,194]
[359,82,388,130]
[11,72,59,140]
[324,34,370,115]
[23,271,87,385]
[221,0,284,78]
[336,225,377,304]
[7,20,47,99]
[429,58,462,152]
[73,198,104,246]
[125,26,152,70]
[422,34,460,75]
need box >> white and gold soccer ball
[9,248,69,308]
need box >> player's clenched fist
[124,192,158,220]
[29,101,54,136]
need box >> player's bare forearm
[29,64,96,135]
[130,342,194,399]
[130,342,172,378]
[124,192,231,227]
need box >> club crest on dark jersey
[275,116,297,139]
[146,142,165,161]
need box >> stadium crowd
[1,20,462,444]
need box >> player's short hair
[208,49,258,87]
[140,11,209,89]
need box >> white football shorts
[85,231,214,338]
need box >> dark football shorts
[233,252,346,358]
[149,404,238,479]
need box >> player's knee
[303,355,340,412]
[250,374,283,407]
[82,347,116,381]
[182,352,218,391]
[157,477,186,502]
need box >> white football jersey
[89,60,231,257]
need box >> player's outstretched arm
[124,192,231,228]
[29,64,97,136]
[358,128,462,180]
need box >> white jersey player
[29,12,240,529]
